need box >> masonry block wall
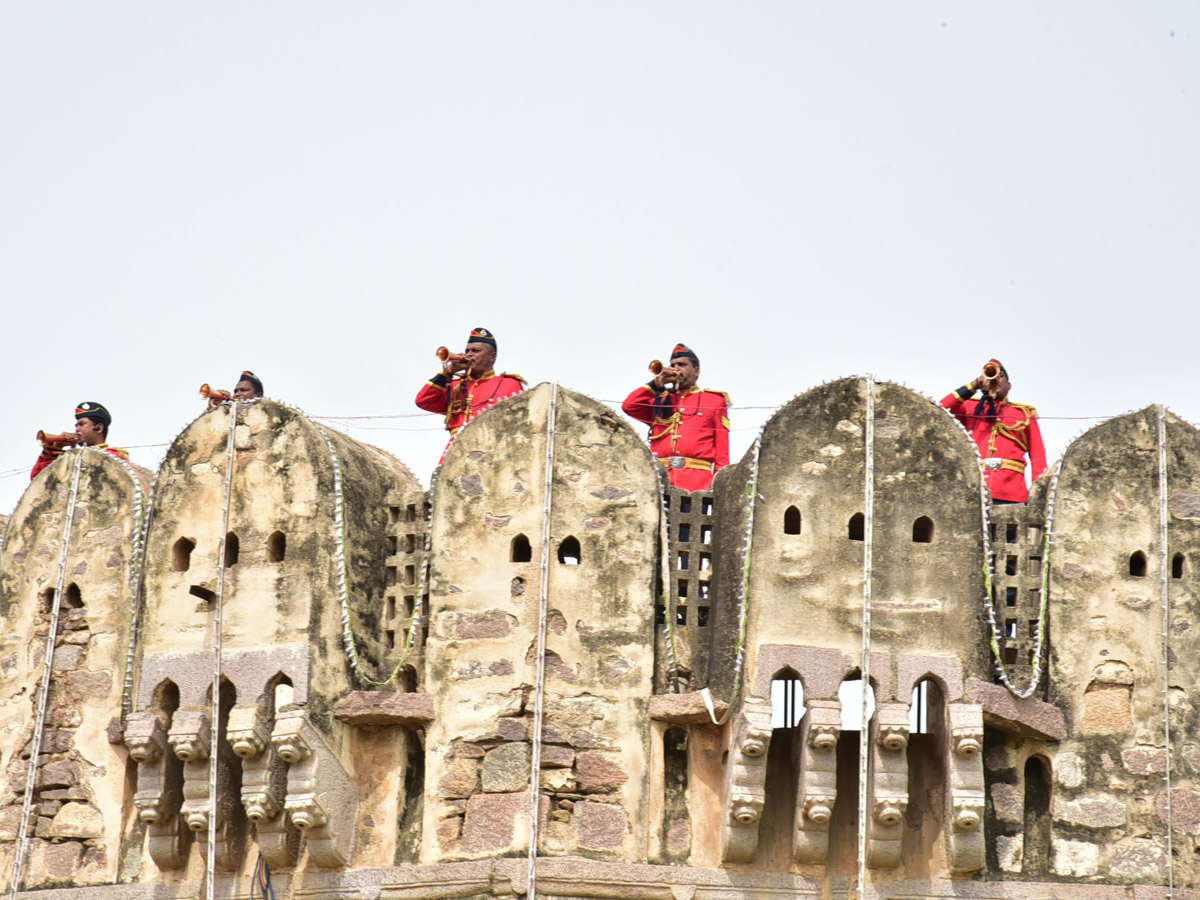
[0,385,1197,899]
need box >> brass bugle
[982,361,1000,380]
[200,383,233,403]
[649,360,679,387]
[436,346,467,365]
[37,430,79,448]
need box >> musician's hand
[445,358,468,376]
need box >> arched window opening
[848,513,865,541]
[173,537,196,572]
[1129,550,1147,577]
[1172,553,1185,580]
[909,679,932,734]
[912,516,934,543]
[903,678,946,873]
[771,672,805,729]
[267,531,286,563]
[153,680,181,717]
[511,534,532,563]
[63,583,83,609]
[784,506,802,535]
[1023,756,1052,876]
[558,536,581,565]
[224,532,239,568]
[838,675,876,732]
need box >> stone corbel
[126,708,191,870]
[793,699,840,865]
[228,703,297,869]
[719,698,773,864]
[946,703,985,874]
[170,707,245,872]
[866,702,910,869]
[271,705,357,868]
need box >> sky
[3,3,1199,515]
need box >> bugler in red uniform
[32,402,129,479]
[941,359,1046,503]
[622,343,730,491]
[415,327,526,459]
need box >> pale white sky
[3,4,1198,514]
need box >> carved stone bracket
[125,708,191,870]
[719,698,772,864]
[866,702,910,869]
[946,703,985,874]
[793,699,840,865]
[271,705,357,868]
[229,702,297,869]
[170,706,246,872]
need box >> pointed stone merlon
[966,677,1065,741]
[271,705,357,868]
[946,703,985,874]
[793,699,839,865]
[719,698,772,864]
[866,702,909,869]
[228,702,296,869]
[333,691,436,727]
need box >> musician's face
[463,341,496,377]
[989,373,1011,402]
[75,417,105,446]
[671,357,699,391]
[234,380,262,399]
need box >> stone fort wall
[0,378,1197,899]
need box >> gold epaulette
[502,372,528,385]
[704,388,732,405]
[1009,401,1038,418]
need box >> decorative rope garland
[730,431,764,704]
[110,453,155,722]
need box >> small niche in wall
[172,537,196,572]
[63,583,83,609]
[1023,756,1052,876]
[558,536,581,565]
[1129,551,1147,577]
[848,513,865,541]
[267,531,286,563]
[1173,553,1185,579]
[678,523,691,542]
[697,606,709,627]
[1005,555,1018,576]
[511,534,532,563]
[784,506,802,535]
[912,516,934,543]
[223,532,239,568]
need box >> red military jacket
[31,444,130,480]
[622,383,731,491]
[941,387,1047,503]
[415,369,526,454]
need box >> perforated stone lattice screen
[989,501,1046,694]
[385,489,431,683]
[655,487,715,689]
